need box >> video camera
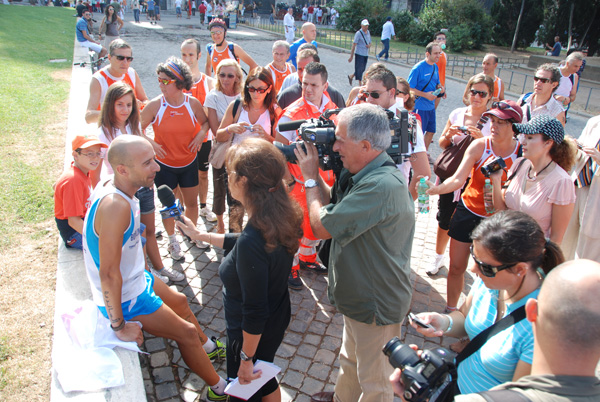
[383,337,456,402]
[274,107,418,176]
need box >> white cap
[361,19,369,26]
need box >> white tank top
[233,107,272,144]
[555,72,573,98]
[83,180,146,306]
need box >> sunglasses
[362,90,387,99]
[396,90,408,95]
[533,76,550,84]
[157,77,176,85]
[247,86,269,93]
[469,89,488,98]
[115,55,134,62]
[470,245,517,278]
[210,30,225,36]
[491,101,520,115]
[218,73,236,79]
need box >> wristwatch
[304,179,318,188]
[240,349,254,362]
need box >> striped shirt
[458,277,538,394]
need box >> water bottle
[417,178,430,214]
[483,179,495,214]
[432,88,443,96]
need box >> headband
[166,61,184,82]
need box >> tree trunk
[579,5,599,48]
[567,2,575,50]
[511,0,526,53]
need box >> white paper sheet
[224,360,281,400]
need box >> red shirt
[54,163,91,220]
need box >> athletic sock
[169,234,177,243]
[210,377,227,394]
[203,337,216,353]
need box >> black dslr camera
[275,108,417,176]
[480,157,506,177]
[383,337,456,402]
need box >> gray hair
[566,51,585,63]
[272,40,290,52]
[109,39,132,56]
[338,104,391,152]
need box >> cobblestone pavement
[105,12,585,401]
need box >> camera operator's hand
[294,141,320,182]
[410,312,447,337]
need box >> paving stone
[181,388,200,402]
[274,356,289,372]
[151,351,170,368]
[283,331,303,346]
[282,370,304,388]
[329,367,339,383]
[182,372,204,391]
[297,343,318,359]
[153,367,175,384]
[308,362,331,380]
[144,379,154,394]
[304,333,321,346]
[145,337,167,353]
[308,321,327,335]
[290,356,311,372]
[321,335,341,351]
[280,385,297,402]
[155,382,178,400]
[289,319,309,333]
[314,349,336,365]
[300,377,324,394]
[276,342,296,358]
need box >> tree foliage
[490,0,544,48]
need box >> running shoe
[149,267,169,283]
[288,268,303,290]
[168,240,185,260]
[206,387,227,401]
[299,260,328,275]
[206,337,226,361]
[426,254,446,275]
[193,239,210,249]
[154,266,185,282]
[200,206,218,222]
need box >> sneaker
[206,387,227,401]
[156,266,185,282]
[192,239,210,249]
[376,55,380,61]
[200,206,218,222]
[299,260,328,275]
[168,240,185,260]
[206,337,226,361]
[149,267,169,283]
[288,268,303,290]
[426,254,445,275]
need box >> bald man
[287,22,318,69]
[454,259,600,401]
[82,136,229,400]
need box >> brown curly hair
[547,135,577,172]
[226,138,303,254]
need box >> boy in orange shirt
[54,135,107,249]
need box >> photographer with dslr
[296,104,415,402]
[424,101,523,313]
[399,210,564,398]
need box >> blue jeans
[354,54,368,82]
[133,8,140,22]
[378,39,390,60]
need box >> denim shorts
[135,186,155,215]
[98,271,163,321]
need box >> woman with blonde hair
[177,138,303,402]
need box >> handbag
[208,98,241,169]
[433,134,475,182]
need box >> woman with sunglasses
[214,67,283,232]
[489,115,576,245]
[518,63,565,126]
[205,18,258,77]
[141,57,210,260]
[428,74,493,276]
[411,210,564,395]
[425,100,523,313]
[205,59,243,234]
[99,5,124,48]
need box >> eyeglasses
[157,77,176,85]
[247,86,269,93]
[115,55,134,62]
[469,89,488,98]
[218,73,236,79]
[362,90,387,99]
[533,76,550,84]
[77,151,103,158]
[210,30,225,36]
[470,245,517,278]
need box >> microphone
[278,119,307,132]
[156,185,190,241]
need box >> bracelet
[226,127,230,135]
[444,314,453,334]
[111,319,126,332]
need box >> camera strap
[455,305,526,367]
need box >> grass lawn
[0,4,74,400]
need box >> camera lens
[382,337,421,369]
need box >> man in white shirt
[283,7,295,44]
[376,17,395,62]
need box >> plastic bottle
[432,88,443,96]
[483,179,495,214]
[417,178,430,214]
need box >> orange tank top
[151,94,201,168]
[288,163,335,240]
[436,52,447,86]
[493,76,503,99]
[267,62,294,94]
[462,137,520,217]
[93,66,137,110]
[184,74,210,142]
[208,43,239,76]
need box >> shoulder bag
[433,134,475,182]
[208,98,241,169]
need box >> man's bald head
[107,135,153,171]
[537,260,600,351]
[302,23,317,42]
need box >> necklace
[527,160,553,181]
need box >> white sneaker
[200,206,218,222]
[168,240,185,260]
[149,267,169,283]
[192,239,210,249]
[153,266,185,282]
[426,254,446,275]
